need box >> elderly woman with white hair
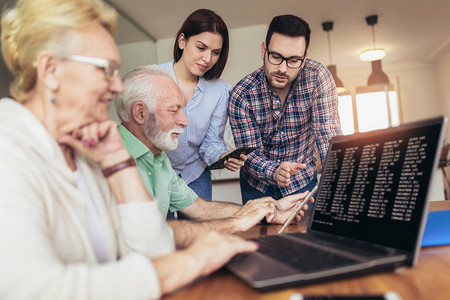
[0,0,257,299]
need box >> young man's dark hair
[265,14,311,54]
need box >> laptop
[226,116,447,290]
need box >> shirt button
[146,154,151,158]
[277,160,281,163]
[148,172,152,175]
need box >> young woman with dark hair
[158,9,246,204]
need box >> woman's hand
[224,153,247,172]
[58,120,127,167]
[59,120,154,204]
[187,231,258,276]
[153,231,258,295]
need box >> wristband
[102,157,136,178]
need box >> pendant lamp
[360,15,385,62]
[322,21,345,93]
[360,15,390,86]
[367,59,390,86]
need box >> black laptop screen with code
[311,121,442,252]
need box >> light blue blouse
[157,61,232,184]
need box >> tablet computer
[207,147,256,170]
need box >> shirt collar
[169,60,206,92]
[260,66,301,99]
[118,124,153,161]
[259,67,277,99]
[167,60,177,81]
[197,76,206,92]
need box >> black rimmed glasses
[65,55,120,79]
[266,48,305,69]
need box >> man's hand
[266,192,315,224]
[274,162,306,187]
[232,197,280,232]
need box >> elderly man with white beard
[114,65,313,237]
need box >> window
[356,91,390,132]
[337,84,400,135]
[338,94,355,135]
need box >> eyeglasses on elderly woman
[65,54,120,79]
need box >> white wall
[156,37,174,64]
[432,48,450,200]
[118,40,157,73]
[221,24,267,85]
[109,40,157,123]
[434,49,450,143]
[393,63,440,123]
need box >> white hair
[114,65,175,122]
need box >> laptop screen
[311,118,445,252]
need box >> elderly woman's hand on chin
[58,120,129,169]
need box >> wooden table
[163,201,450,300]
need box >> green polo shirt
[119,124,197,218]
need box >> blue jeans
[188,169,212,201]
[175,169,212,220]
[240,171,318,204]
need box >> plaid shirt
[229,59,341,196]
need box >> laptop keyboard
[256,235,361,272]
[294,232,395,256]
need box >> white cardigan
[0,99,175,300]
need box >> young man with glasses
[229,14,342,204]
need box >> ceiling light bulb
[336,87,346,94]
[360,49,385,62]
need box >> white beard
[151,127,183,151]
[144,113,184,151]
